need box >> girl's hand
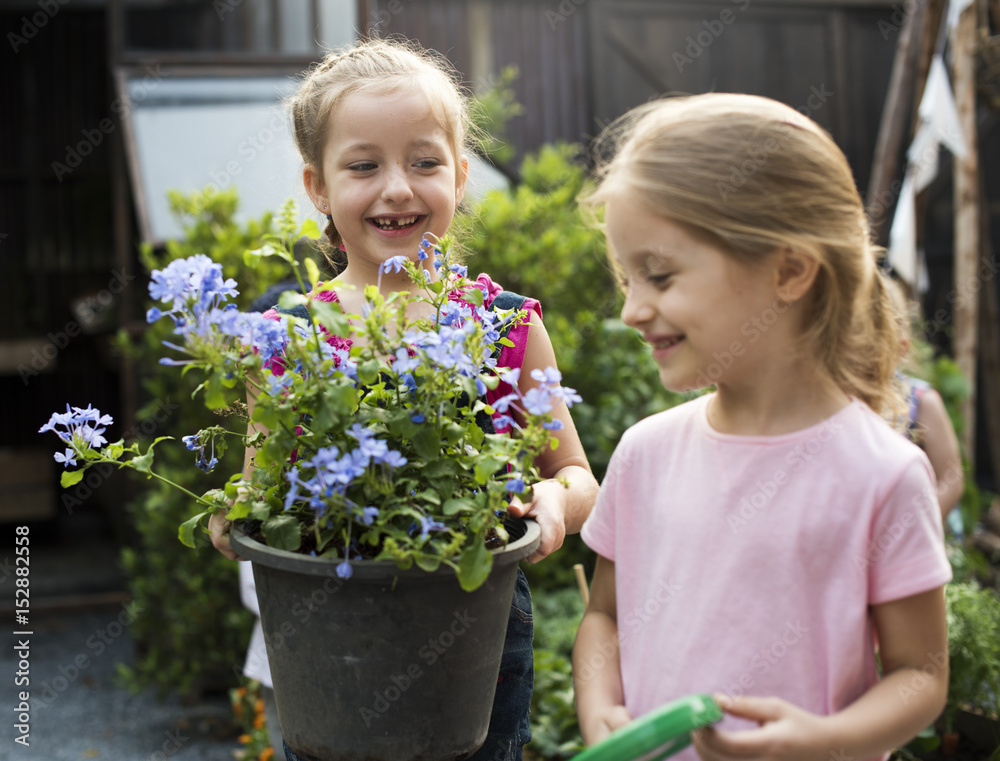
[582,704,634,746]
[506,478,569,563]
[208,510,246,561]
[208,485,253,561]
[692,695,831,761]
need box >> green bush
[944,582,1000,732]
[115,188,320,698]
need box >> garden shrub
[115,188,322,698]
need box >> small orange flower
[260,748,275,761]
[239,734,252,744]
[253,713,266,729]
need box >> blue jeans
[283,569,534,761]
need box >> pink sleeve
[580,438,627,562]
[476,274,542,407]
[867,457,952,605]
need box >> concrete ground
[1,509,244,761]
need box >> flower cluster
[40,215,580,591]
[39,404,112,466]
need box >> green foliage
[529,588,587,759]
[114,187,295,698]
[944,582,1000,732]
[469,66,524,167]
[910,340,994,535]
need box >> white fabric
[240,562,273,687]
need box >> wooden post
[952,1,981,464]
[866,0,927,243]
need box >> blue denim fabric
[282,568,534,761]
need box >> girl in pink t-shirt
[573,94,951,761]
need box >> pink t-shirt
[581,394,951,761]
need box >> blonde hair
[582,93,903,417]
[288,38,472,256]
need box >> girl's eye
[415,159,440,169]
[349,162,377,172]
[648,274,673,286]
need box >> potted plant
[39,208,579,761]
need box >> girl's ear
[775,246,821,303]
[455,155,469,206]
[303,165,328,214]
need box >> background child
[573,94,951,761]
[208,39,599,761]
[885,277,964,525]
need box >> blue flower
[382,256,409,274]
[380,450,407,469]
[418,515,447,540]
[361,506,379,526]
[392,347,421,374]
[531,367,562,385]
[522,387,555,416]
[499,368,521,386]
[493,414,516,432]
[543,419,564,431]
[336,560,353,580]
[506,476,526,493]
[410,412,425,424]
[53,448,77,467]
[284,467,302,510]
[491,393,519,414]
[182,434,200,451]
[40,404,112,452]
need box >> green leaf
[457,535,493,592]
[105,440,125,460]
[300,219,323,240]
[262,515,301,551]
[357,359,380,386]
[304,258,321,291]
[311,300,350,336]
[251,401,281,431]
[130,449,154,473]
[205,373,228,410]
[464,287,484,307]
[278,291,308,310]
[411,426,441,460]
[415,555,442,572]
[60,469,86,488]
[443,498,473,516]
[178,510,209,548]
[474,456,506,485]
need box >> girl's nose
[382,165,414,204]
[621,288,654,328]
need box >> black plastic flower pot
[230,517,540,761]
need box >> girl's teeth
[374,216,417,229]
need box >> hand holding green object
[575,694,723,761]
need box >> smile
[649,336,683,349]
[369,215,422,230]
